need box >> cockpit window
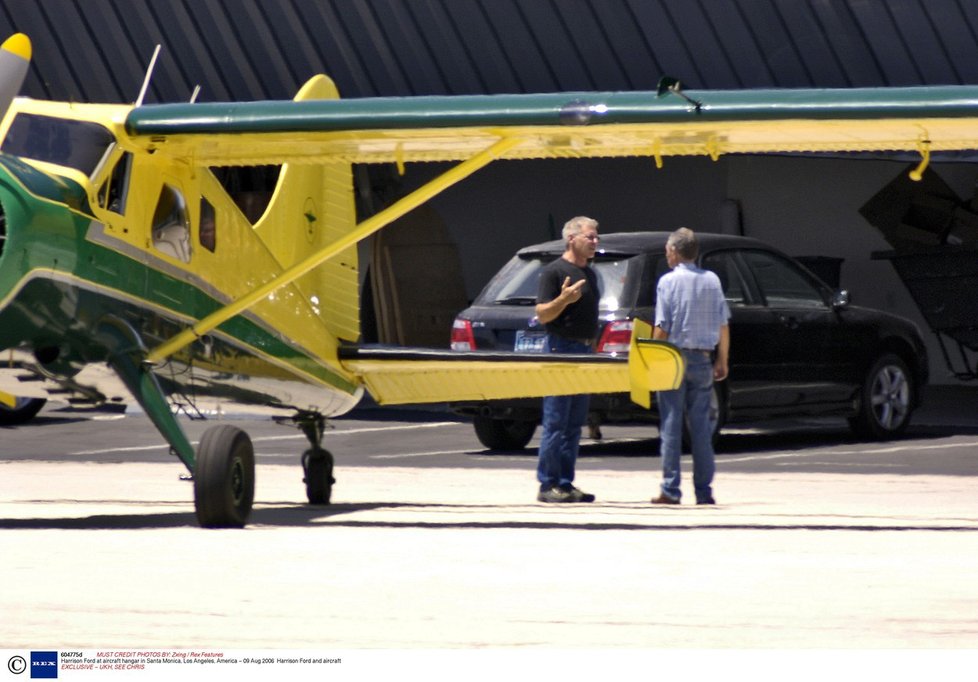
[152,184,192,263]
[97,152,132,215]
[200,197,216,252]
[1,113,115,176]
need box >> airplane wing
[124,84,978,167]
[122,80,973,403]
[339,323,683,409]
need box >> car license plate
[514,330,547,352]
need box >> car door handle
[777,314,799,329]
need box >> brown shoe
[650,493,680,505]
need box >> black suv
[450,232,928,449]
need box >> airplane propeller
[0,33,30,125]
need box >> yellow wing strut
[145,136,521,364]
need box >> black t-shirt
[536,257,600,340]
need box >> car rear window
[476,255,633,313]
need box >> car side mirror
[831,289,850,310]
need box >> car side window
[636,254,669,307]
[741,249,826,309]
[701,251,749,306]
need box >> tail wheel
[850,353,914,440]
[194,425,255,528]
[302,447,335,505]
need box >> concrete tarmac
[1,460,976,648]
[1,388,977,678]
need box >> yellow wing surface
[115,80,978,406]
[340,322,682,407]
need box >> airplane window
[200,198,216,252]
[1,113,115,176]
[210,165,279,224]
[97,152,132,215]
[152,185,192,263]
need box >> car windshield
[477,255,631,313]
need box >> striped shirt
[654,262,730,350]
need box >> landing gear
[294,412,335,505]
[194,425,255,528]
[302,447,335,504]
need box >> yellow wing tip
[2,33,31,62]
[628,320,684,408]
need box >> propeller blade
[0,33,30,123]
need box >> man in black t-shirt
[533,216,601,504]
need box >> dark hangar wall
[3,0,978,105]
[3,0,978,379]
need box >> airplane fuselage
[0,99,362,418]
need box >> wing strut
[145,136,521,364]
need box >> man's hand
[714,325,730,381]
[713,358,729,382]
[559,276,585,303]
[535,276,586,324]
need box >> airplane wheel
[0,397,46,425]
[194,425,255,528]
[302,447,334,505]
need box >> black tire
[473,416,537,450]
[0,397,46,425]
[194,425,255,528]
[850,353,914,440]
[302,447,335,505]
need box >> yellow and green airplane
[0,32,971,526]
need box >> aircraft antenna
[190,85,201,103]
[656,76,703,113]
[135,44,161,107]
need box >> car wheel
[473,416,537,450]
[850,353,914,440]
[0,397,46,425]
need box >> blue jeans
[537,335,591,490]
[656,351,716,502]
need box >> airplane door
[91,150,149,303]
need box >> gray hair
[667,227,698,260]
[562,216,598,243]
